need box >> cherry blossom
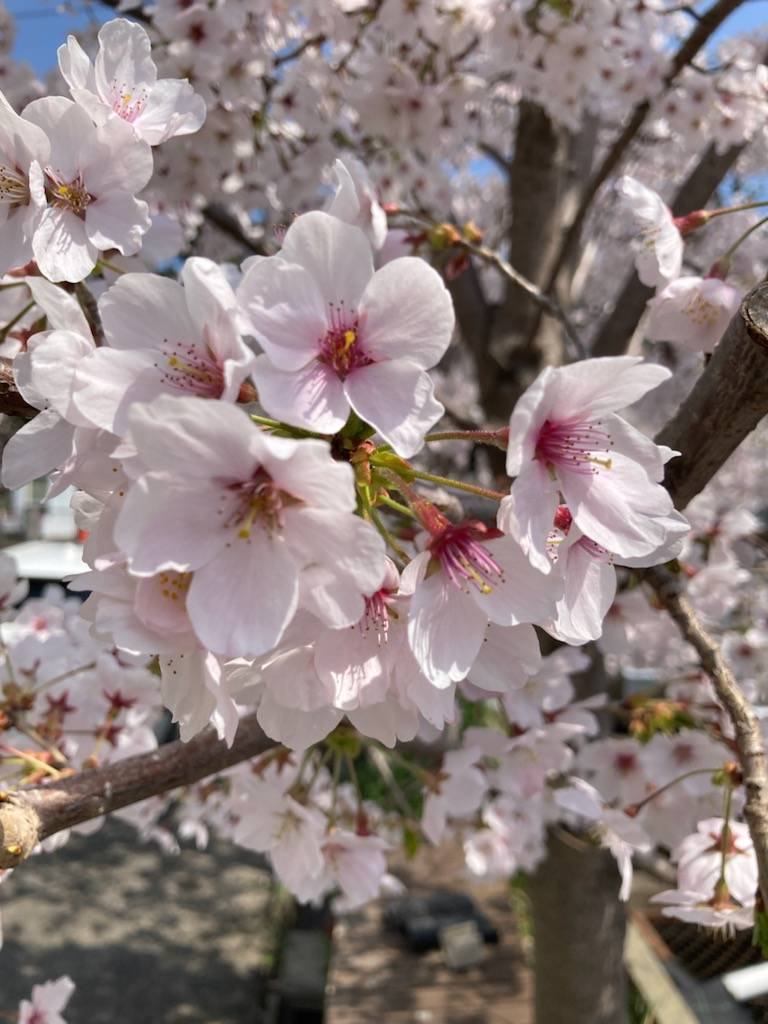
[114,395,387,656]
[17,976,75,1024]
[0,92,49,275]
[22,96,153,282]
[238,210,455,457]
[58,18,206,146]
[615,176,683,287]
[72,259,255,434]
[646,275,742,353]
[502,356,687,565]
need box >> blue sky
[6,0,768,74]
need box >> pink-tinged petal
[279,210,374,309]
[94,18,156,101]
[58,34,96,92]
[160,651,240,746]
[188,530,299,657]
[72,348,159,433]
[408,568,488,686]
[99,272,195,350]
[359,256,454,368]
[616,510,690,568]
[134,78,206,144]
[256,436,355,512]
[499,461,560,574]
[1,410,74,489]
[238,257,326,371]
[262,646,335,712]
[282,506,387,599]
[348,698,419,748]
[344,359,443,458]
[0,207,34,277]
[605,413,670,482]
[314,625,388,710]
[181,257,238,327]
[85,190,150,255]
[22,97,88,180]
[478,536,563,626]
[327,155,388,250]
[25,329,94,424]
[127,394,255,479]
[257,688,342,750]
[115,474,230,574]
[560,453,674,559]
[646,276,740,354]
[32,205,96,283]
[547,357,670,422]
[507,367,556,476]
[549,544,616,645]
[82,116,153,194]
[26,277,91,336]
[298,565,368,629]
[469,623,541,693]
[252,355,348,435]
[134,573,194,636]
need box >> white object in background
[2,540,87,581]
[722,961,768,1001]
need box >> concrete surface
[1,819,278,1023]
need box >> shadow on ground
[1,819,278,1023]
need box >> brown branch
[646,565,768,911]
[656,281,768,509]
[0,711,274,868]
[544,0,746,295]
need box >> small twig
[646,565,768,912]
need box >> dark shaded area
[1,819,279,1023]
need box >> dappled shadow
[0,820,278,1023]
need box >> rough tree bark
[530,830,627,1024]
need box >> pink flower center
[360,588,397,644]
[535,418,614,475]
[109,81,148,123]
[47,168,92,216]
[319,303,374,380]
[222,468,290,538]
[156,336,226,397]
[429,523,503,594]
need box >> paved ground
[1,820,278,1023]
[326,845,534,1024]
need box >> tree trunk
[529,829,628,1024]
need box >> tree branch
[646,565,768,912]
[0,711,274,869]
[656,281,768,509]
[544,0,746,296]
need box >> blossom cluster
[0,7,763,951]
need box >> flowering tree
[0,1,767,1021]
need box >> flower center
[109,80,148,123]
[0,164,29,206]
[222,468,296,539]
[429,522,503,594]
[47,169,91,216]
[535,418,614,475]
[319,302,374,380]
[155,335,226,397]
[360,588,398,644]
[682,292,720,328]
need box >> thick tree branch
[544,0,746,296]
[656,281,768,509]
[0,711,274,869]
[646,565,768,912]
